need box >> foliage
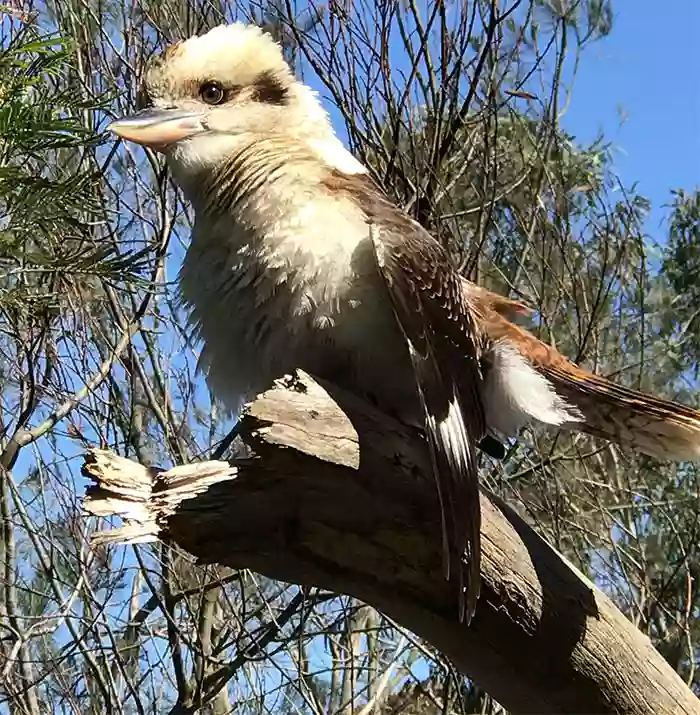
[0,1,698,713]
[661,188,700,367]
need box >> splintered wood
[82,448,236,545]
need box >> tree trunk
[82,372,700,715]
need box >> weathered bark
[83,372,700,715]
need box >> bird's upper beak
[107,108,206,150]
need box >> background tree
[0,1,698,713]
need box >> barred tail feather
[540,364,700,462]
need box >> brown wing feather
[370,223,487,623]
[325,170,487,623]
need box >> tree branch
[82,372,700,715]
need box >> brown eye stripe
[171,74,286,105]
[251,70,288,105]
[222,86,242,102]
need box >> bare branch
[82,372,699,715]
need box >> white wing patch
[429,396,473,478]
[484,342,583,436]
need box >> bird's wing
[323,169,487,623]
[369,221,487,623]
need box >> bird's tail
[466,279,700,462]
[537,362,700,461]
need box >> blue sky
[562,1,700,235]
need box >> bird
[108,23,700,624]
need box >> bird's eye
[200,81,225,105]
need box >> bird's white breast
[178,155,417,418]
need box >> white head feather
[142,23,366,182]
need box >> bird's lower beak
[107,108,206,150]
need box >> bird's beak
[107,108,206,150]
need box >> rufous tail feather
[539,363,700,461]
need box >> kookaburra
[109,23,700,623]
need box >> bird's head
[108,24,339,183]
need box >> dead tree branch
[82,372,700,715]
